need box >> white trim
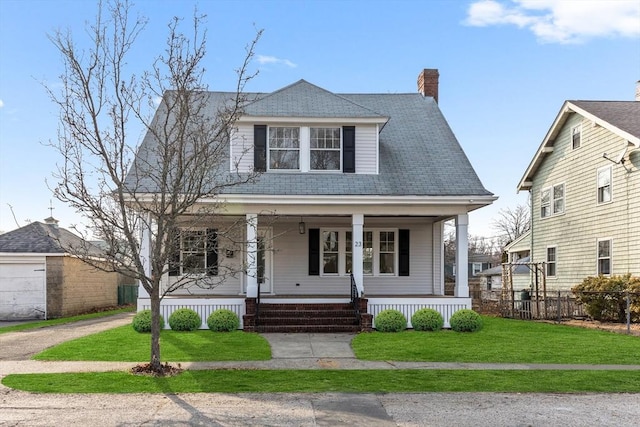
[238,116,388,125]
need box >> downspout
[529,189,534,285]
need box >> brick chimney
[636,80,640,101]
[417,69,439,103]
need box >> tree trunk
[149,286,162,372]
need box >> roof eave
[237,116,389,125]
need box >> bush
[132,309,164,333]
[411,308,444,331]
[207,309,240,332]
[374,309,407,332]
[168,308,201,331]
[449,309,483,332]
[572,274,640,322]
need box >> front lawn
[352,316,640,365]
[4,370,639,393]
[34,325,271,362]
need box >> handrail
[350,273,360,324]
[255,279,261,327]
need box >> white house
[517,97,640,290]
[129,70,497,330]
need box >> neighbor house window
[472,262,483,276]
[546,247,556,277]
[323,229,393,276]
[597,239,611,276]
[541,184,564,217]
[572,124,581,149]
[597,166,612,204]
[541,188,551,218]
[553,184,564,214]
[268,127,300,170]
[310,127,341,171]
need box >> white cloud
[0,99,4,108]
[465,0,640,44]
[256,55,297,68]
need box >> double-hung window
[310,127,341,171]
[597,239,611,275]
[597,166,612,204]
[553,184,564,214]
[546,247,556,277]
[179,230,218,276]
[268,127,300,170]
[572,124,581,149]
[322,231,340,274]
[540,188,551,218]
[541,183,564,218]
[379,231,395,274]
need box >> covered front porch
[137,198,477,331]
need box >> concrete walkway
[1,314,640,375]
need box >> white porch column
[432,221,445,296]
[245,213,258,298]
[352,214,364,296]
[137,214,151,300]
[455,213,469,298]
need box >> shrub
[168,308,201,331]
[411,308,444,331]
[207,309,240,332]
[572,274,640,322]
[374,309,407,332]
[449,309,483,332]
[132,309,164,333]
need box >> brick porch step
[255,302,360,333]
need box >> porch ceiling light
[298,217,306,234]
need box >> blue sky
[1,0,639,238]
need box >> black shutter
[254,125,267,172]
[168,228,181,276]
[309,228,320,276]
[206,228,218,276]
[343,126,355,173]
[399,229,410,276]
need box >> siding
[231,123,378,174]
[230,124,254,172]
[530,113,640,290]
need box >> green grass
[353,316,640,364]
[34,326,271,361]
[3,370,639,393]
[0,306,135,335]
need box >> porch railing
[255,280,262,327]
[350,273,360,323]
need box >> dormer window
[268,127,300,170]
[310,127,341,171]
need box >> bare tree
[45,0,261,374]
[491,203,531,246]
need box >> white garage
[0,255,47,320]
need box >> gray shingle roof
[244,80,387,119]
[126,81,493,197]
[0,221,101,255]
[571,101,640,139]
